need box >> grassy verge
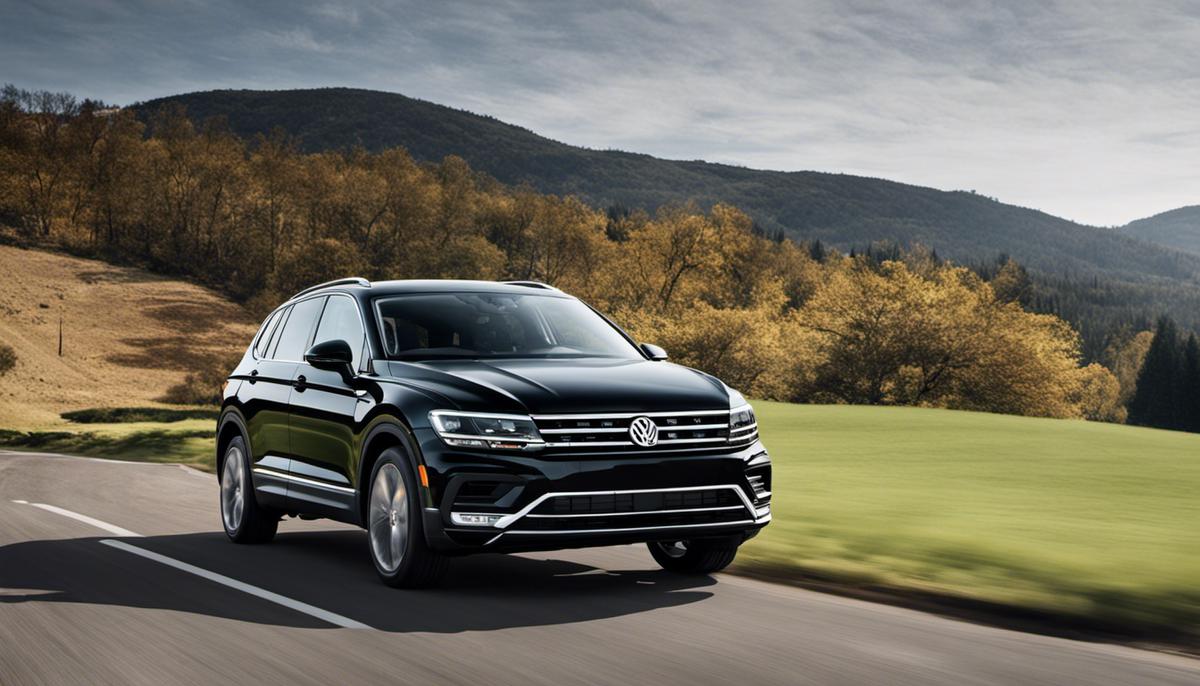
[0,417,215,470]
[735,402,1200,645]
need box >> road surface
[1,449,1197,685]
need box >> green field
[737,402,1200,638]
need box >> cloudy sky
[3,0,1198,226]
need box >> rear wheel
[647,536,740,574]
[220,436,279,543]
[367,448,449,587]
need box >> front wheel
[367,448,449,588]
[220,436,279,543]
[647,537,741,574]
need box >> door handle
[248,369,258,384]
[293,374,307,391]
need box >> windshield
[373,292,643,360]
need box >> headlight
[729,403,758,443]
[429,410,544,450]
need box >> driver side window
[312,295,365,369]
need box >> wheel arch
[216,409,249,477]
[357,416,423,526]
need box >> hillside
[134,88,1200,288]
[0,246,256,426]
[1121,206,1200,255]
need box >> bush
[0,342,15,376]
[160,356,240,406]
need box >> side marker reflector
[418,464,429,487]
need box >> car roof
[284,278,568,305]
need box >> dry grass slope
[0,245,256,427]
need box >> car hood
[381,357,730,415]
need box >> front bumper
[415,428,772,554]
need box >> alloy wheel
[220,445,245,531]
[369,463,409,573]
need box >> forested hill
[1120,206,1200,255]
[134,88,1200,286]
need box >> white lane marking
[27,503,143,537]
[99,539,371,630]
[12,499,28,504]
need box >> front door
[286,293,369,520]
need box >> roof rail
[290,277,371,300]
[503,280,559,291]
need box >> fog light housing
[451,512,504,527]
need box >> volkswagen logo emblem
[628,416,659,447]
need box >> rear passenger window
[272,297,326,361]
[312,295,365,369]
[253,309,284,358]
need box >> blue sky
[3,0,1198,226]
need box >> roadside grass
[0,417,215,470]
[736,402,1200,642]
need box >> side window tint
[312,296,365,369]
[253,309,284,358]
[272,297,326,362]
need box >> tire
[366,447,449,588]
[647,536,741,574]
[220,436,279,543]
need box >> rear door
[247,295,326,505]
[287,293,370,518]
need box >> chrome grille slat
[532,408,749,452]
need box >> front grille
[533,410,751,453]
[532,487,741,515]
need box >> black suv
[218,278,771,587]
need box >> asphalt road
[2,450,1198,686]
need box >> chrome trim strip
[532,409,730,421]
[522,505,746,518]
[539,423,729,434]
[746,453,771,467]
[252,468,356,494]
[500,520,758,536]
[492,484,756,529]
[538,427,628,434]
[730,423,758,434]
[544,436,731,448]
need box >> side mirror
[640,343,668,361]
[304,339,354,374]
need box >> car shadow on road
[0,530,718,632]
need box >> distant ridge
[1121,206,1200,255]
[133,88,1200,285]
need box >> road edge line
[99,539,372,630]
[26,502,143,537]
